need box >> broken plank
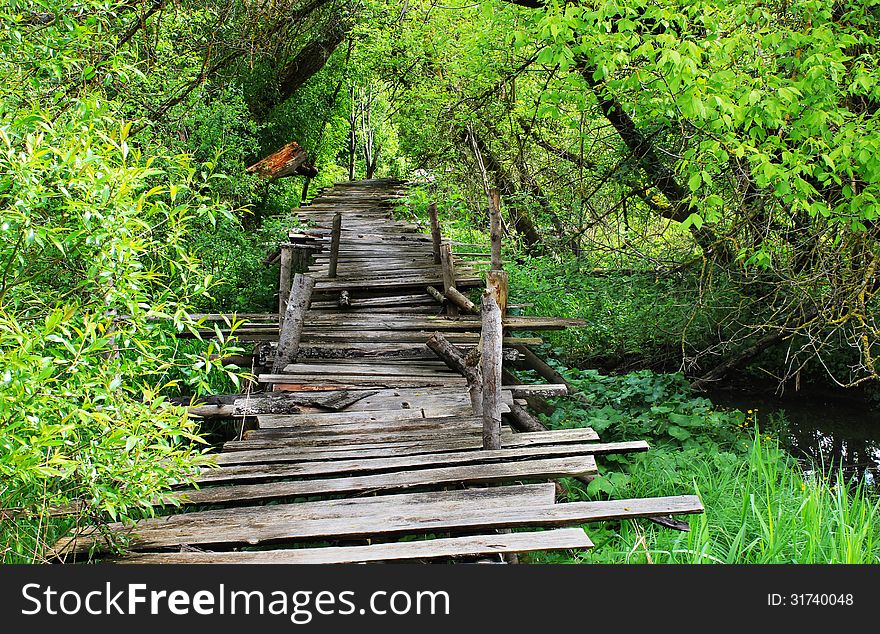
[218,427,600,463]
[195,441,649,484]
[52,484,557,556]
[112,528,593,564]
[178,456,598,506]
[54,492,703,555]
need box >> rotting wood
[272,274,315,374]
[506,402,546,433]
[440,242,459,318]
[426,332,483,415]
[489,188,503,270]
[247,141,316,180]
[54,491,702,556]
[113,528,593,565]
[481,292,503,450]
[486,269,509,317]
[53,484,558,556]
[328,212,342,279]
[426,285,447,306]
[278,246,293,326]
[445,287,479,315]
[195,441,648,485]
[218,428,600,462]
[428,202,442,264]
[177,456,598,506]
[61,180,702,562]
[506,384,568,398]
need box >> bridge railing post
[278,244,293,327]
[328,212,342,278]
[440,243,458,318]
[428,202,442,264]
[272,274,315,376]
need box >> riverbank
[520,366,880,564]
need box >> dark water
[707,388,880,485]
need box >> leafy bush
[0,103,242,562]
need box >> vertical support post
[328,212,342,278]
[278,245,293,326]
[272,274,315,375]
[440,243,459,318]
[480,291,503,450]
[428,202,442,265]
[486,269,509,317]
[489,188,503,271]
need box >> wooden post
[272,274,315,374]
[486,269,509,318]
[428,202,442,265]
[426,332,482,415]
[278,245,293,326]
[440,243,459,318]
[328,212,342,278]
[489,188,503,271]
[480,292,503,449]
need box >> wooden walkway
[52,179,702,563]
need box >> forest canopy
[1,0,879,561]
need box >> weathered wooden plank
[280,362,459,377]
[256,408,438,428]
[241,426,494,447]
[219,427,600,463]
[264,374,468,389]
[53,484,557,555]
[507,384,569,398]
[196,441,649,484]
[55,491,703,555]
[113,528,593,564]
[243,416,485,439]
[177,457,598,506]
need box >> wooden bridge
[53,179,702,563]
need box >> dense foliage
[2,0,878,562]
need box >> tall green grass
[530,436,880,564]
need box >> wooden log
[271,274,315,374]
[517,345,577,394]
[505,402,546,433]
[489,188,503,270]
[328,212,342,278]
[481,292,503,450]
[278,246,293,326]
[246,141,316,180]
[426,285,447,306]
[428,202,442,264]
[486,269,509,317]
[445,287,479,315]
[440,242,459,318]
[426,332,483,415]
